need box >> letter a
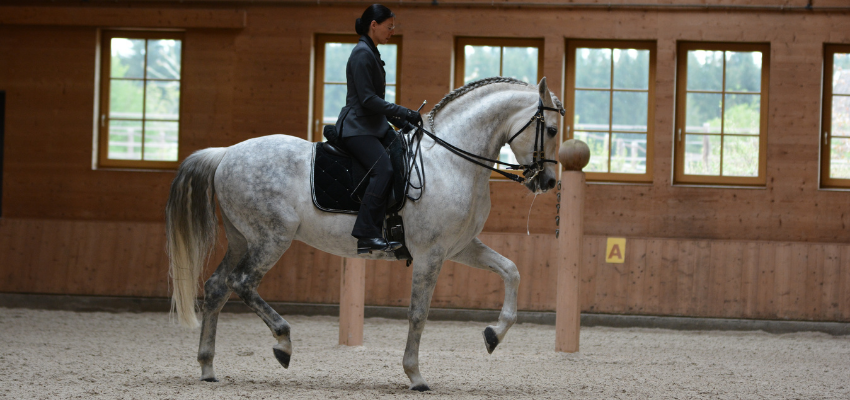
[608,244,622,260]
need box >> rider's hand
[404,108,423,126]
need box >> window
[98,31,183,169]
[313,34,401,141]
[454,37,544,177]
[822,44,850,189]
[565,40,655,183]
[674,42,769,186]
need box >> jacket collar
[359,35,382,60]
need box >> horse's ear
[538,77,549,100]
[538,77,555,108]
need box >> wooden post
[339,257,366,346]
[555,139,590,353]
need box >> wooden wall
[2,218,848,321]
[1,1,849,321]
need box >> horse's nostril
[546,178,556,189]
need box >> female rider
[335,4,422,254]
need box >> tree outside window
[822,45,850,188]
[566,40,655,183]
[674,42,769,186]
[99,31,183,169]
[454,37,543,176]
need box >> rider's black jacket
[334,35,408,139]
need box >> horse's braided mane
[427,76,565,133]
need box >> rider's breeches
[342,135,393,239]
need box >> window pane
[575,48,611,89]
[323,83,346,124]
[574,131,609,172]
[610,133,647,174]
[499,144,517,165]
[724,94,760,134]
[574,90,610,131]
[143,121,179,161]
[724,51,762,93]
[383,44,398,84]
[108,120,143,160]
[686,92,722,133]
[464,45,500,84]
[722,135,759,177]
[832,96,850,136]
[146,81,181,120]
[386,85,396,105]
[146,39,181,80]
[832,53,850,95]
[502,47,538,84]
[109,79,144,119]
[686,50,723,91]
[830,138,850,179]
[613,49,649,90]
[612,91,648,132]
[324,42,355,83]
[111,38,145,79]
[684,134,721,175]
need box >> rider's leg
[341,135,396,249]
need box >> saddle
[311,125,412,261]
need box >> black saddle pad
[311,133,407,214]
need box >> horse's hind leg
[449,238,519,354]
[198,212,246,382]
[225,237,294,369]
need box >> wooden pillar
[555,139,590,353]
[339,257,366,346]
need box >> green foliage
[107,37,181,161]
[463,46,538,85]
[830,138,850,178]
[573,48,650,173]
[683,50,764,177]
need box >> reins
[404,98,563,187]
[352,97,564,203]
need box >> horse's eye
[547,127,557,137]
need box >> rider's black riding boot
[357,237,402,254]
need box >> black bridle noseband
[406,98,563,185]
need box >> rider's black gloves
[404,107,423,126]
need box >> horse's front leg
[403,254,444,392]
[449,238,519,354]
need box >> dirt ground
[0,308,848,399]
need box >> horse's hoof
[201,377,219,382]
[273,348,291,369]
[483,326,499,354]
[410,384,431,392]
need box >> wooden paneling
[3,218,848,322]
[1,3,849,324]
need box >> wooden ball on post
[558,139,591,172]
[555,139,589,353]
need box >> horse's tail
[166,147,228,329]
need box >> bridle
[407,98,564,185]
[505,98,565,182]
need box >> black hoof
[483,327,499,354]
[410,384,431,392]
[273,348,291,369]
[201,377,219,382]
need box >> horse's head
[507,77,564,194]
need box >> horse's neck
[430,89,534,165]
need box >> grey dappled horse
[166,77,564,391]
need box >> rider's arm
[350,48,410,119]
